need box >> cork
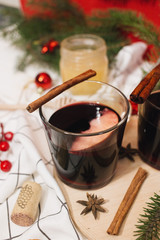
[11,181,42,227]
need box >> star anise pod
[119,143,142,161]
[77,192,106,219]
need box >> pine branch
[134,192,160,240]
[0,5,22,29]
[0,3,160,74]
[88,10,160,64]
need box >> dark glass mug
[138,90,160,170]
[39,81,130,189]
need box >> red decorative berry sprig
[0,123,13,172]
[0,160,12,172]
[41,39,59,54]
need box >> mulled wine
[39,80,129,189]
[47,102,125,189]
[138,91,160,169]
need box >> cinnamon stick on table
[130,63,160,104]
[26,69,96,113]
[107,167,147,235]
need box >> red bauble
[0,160,12,172]
[35,72,52,89]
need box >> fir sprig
[134,192,160,240]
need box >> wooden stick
[130,63,160,104]
[107,167,147,235]
[26,69,96,113]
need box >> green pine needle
[134,192,160,240]
[0,1,160,75]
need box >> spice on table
[11,181,42,227]
[119,143,141,161]
[77,192,106,219]
[107,167,147,235]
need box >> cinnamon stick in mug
[130,63,160,104]
[107,167,147,235]
[26,69,96,113]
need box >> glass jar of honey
[60,34,108,94]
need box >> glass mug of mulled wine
[39,81,130,189]
[138,90,160,170]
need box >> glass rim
[39,81,130,137]
[60,33,106,51]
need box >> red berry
[4,131,14,141]
[41,39,59,54]
[48,40,59,52]
[0,141,10,151]
[41,44,49,54]
[0,160,12,172]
